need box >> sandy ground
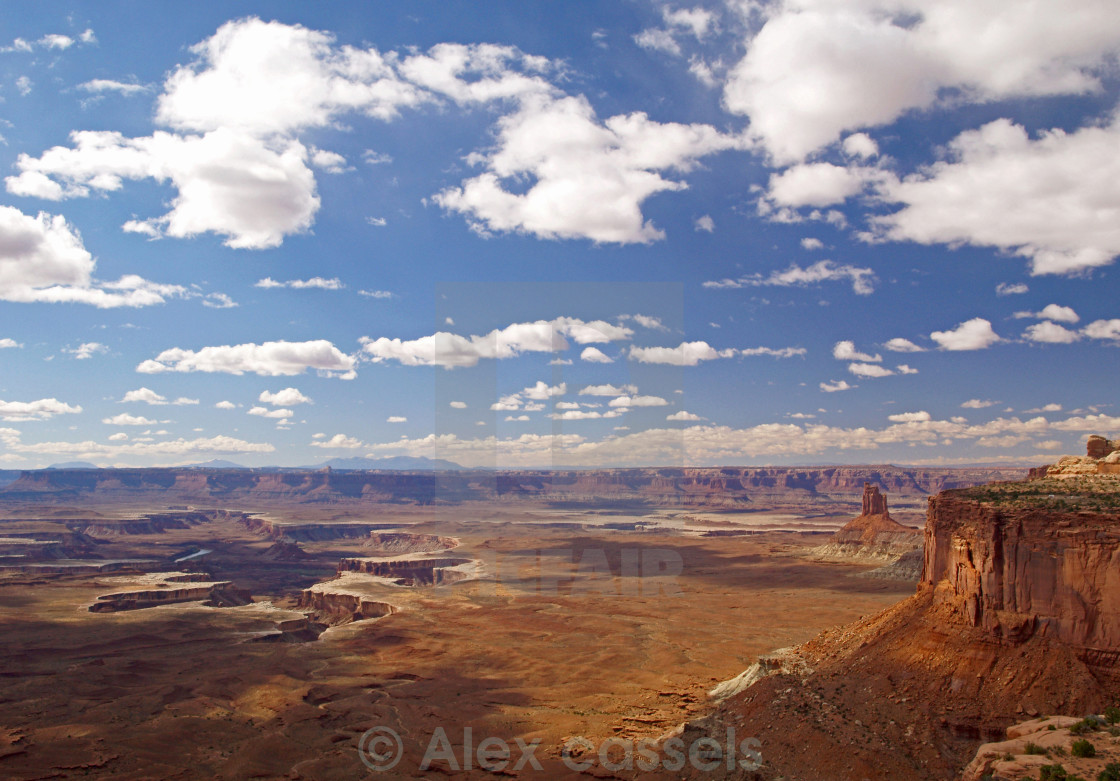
[0,503,911,779]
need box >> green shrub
[1071,718,1102,735]
[1071,739,1096,758]
[1105,706,1120,725]
[1099,763,1120,781]
[1025,741,1048,755]
[1039,764,1067,781]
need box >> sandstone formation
[810,483,923,574]
[1035,433,1120,477]
[337,555,474,586]
[960,715,1120,781]
[693,449,1120,781]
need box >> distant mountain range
[174,455,465,471]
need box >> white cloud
[765,162,872,208]
[122,388,167,404]
[888,411,931,423]
[800,237,823,250]
[0,206,185,308]
[871,117,1120,275]
[723,0,1120,164]
[819,380,853,393]
[248,406,293,419]
[449,401,467,409]
[1013,304,1079,323]
[579,383,638,397]
[895,364,919,375]
[608,395,668,408]
[1024,321,1081,344]
[310,433,363,449]
[580,346,613,363]
[0,430,274,459]
[137,339,356,377]
[102,413,156,426]
[667,411,704,421]
[704,260,875,295]
[434,94,745,243]
[0,398,81,422]
[961,399,996,409]
[360,317,632,368]
[310,148,347,173]
[259,388,312,406]
[848,362,893,378]
[202,292,237,309]
[65,342,108,360]
[11,129,320,249]
[387,416,407,423]
[78,79,148,96]
[108,432,128,441]
[930,318,1001,351]
[694,215,715,233]
[366,216,388,227]
[0,338,20,349]
[883,338,924,353]
[842,133,878,159]
[255,276,344,290]
[1083,319,1120,340]
[832,340,880,362]
[521,381,566,400]
[215,400,236,410]
[996,282,1029,296]
[630,340,737,366]
[634,28,681,56]
[359,289,394,298]
[548,409,625,421]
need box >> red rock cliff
[923,489,1120,654]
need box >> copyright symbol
[358,726,403,772]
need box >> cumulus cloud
[1024,321,1081,343]
[871,117,1120,275]
[0,206,185,307]
[800,237,823,250]
[449,401,467,409]
[764,162,874,209]
[848,362,893,378]
[1,398,82,422]
[996,282,1029,296]
[0,339,21,349]
[884,338,924,353]
[667,411,704,421]
[723,0,1120,164]
[694,215,715,233]
[361,317,632,369]
[961,399,997,409]
[9,129,320,249]
[832,340,880,362]
[580,346,613,363]
[930,318,1001,351]
[608,395,668,408]
[102,413,157,426]
[65,342,108,360]
[137,339,356,377]
[704,260,875,295]
[819,380,853,393]
[629,340,736,366]
[1013,304,1079,323]
[259,387,312,406]
[214,400,236,410]
[121,387,197,405]
[248,406,293,419]
[310,433,363,449]
[387,416,407,423]
[580,383,638,397]
[434,94,746,243]
[256,276,344,290]
[1083,319,1120,341]
[0,429,274,459]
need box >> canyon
[4,453,1117,779]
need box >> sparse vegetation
[960,477,1120,511]
[1038,765,1087,781]
[1025,741,1049,755]
[1071,739,1096,758]
[1098,762,1120,781]
[1071,717,1103,735]
[1104,706,1120,725]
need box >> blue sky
[0,1,1118,469]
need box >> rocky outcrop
[89,579,252,612]
[923,486,1120,654]
[696,462,1120,780]
[1088,435,1120,459]
[337,556,473,586]
[1038,433,1120,477]
[810,483,922,570]
[298,589,398,623]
